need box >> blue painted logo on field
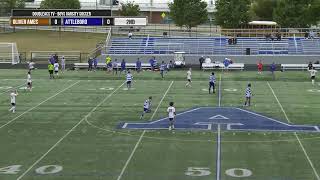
[119,107,320,132]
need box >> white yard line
[267,82,320,180]
[218,74,222,107]
[16,81,125,180]
[116,81,174,180]
[216,124,221,180]
[0,81,80,130]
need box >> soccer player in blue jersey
[121,59,126,74]
[209,72,216,94]
[244,83,252,106]
[160,61,166,79]
[126,70,133,89]
[140,96,152,119]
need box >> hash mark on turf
[116,81,174,180]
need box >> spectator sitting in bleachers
[276,32,282,41]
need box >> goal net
[0,43,20,64]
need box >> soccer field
[0,69,320,180]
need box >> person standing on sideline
[48,63,54,79]
[9,90,18,113]
[186,68,192,87]
[126,70,133,90]
[88,58,93,72]
[257,60,263,74]
[54,61,59,77]
[199,56,205,70]
[28,61,35,71]
[128,31,133,39]
[121,59,126,74]
[105,55,111,66]
[308,61,313,71]
[309,67,317,85]
[244,83,252,107]
[27,71,32,91]
[93,57,98,71]
[149,57,155,71]
[160,61,166,79]
[136,58,142,73]
[270,62,276,80]
[61,56,66,73]
[209,72,216,94]
[113,59,119,75]
[167,102,176,130]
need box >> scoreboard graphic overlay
[10,9,147,26]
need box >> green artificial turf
[0,69,319,180]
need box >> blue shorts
[144,108,148,112]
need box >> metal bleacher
[107,37,320,56]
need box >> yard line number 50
[0,165,62,175]
[185,167,252,177]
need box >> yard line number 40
[185,167,252,177]
[0,165,62,175]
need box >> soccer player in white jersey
[61,56,66,73]
[167,102,176,130]
[126,71,133,89]
[9,90,18,113]
[185,68,192,87]
[209,72,216,94]
[140,96,152,119]
[27,71,32,91]
[54,61,59,77]
[244,83,252,107]
[309,67,317,85]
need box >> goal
[0,43,20,64]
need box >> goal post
[0,43,20,65]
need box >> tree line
[2,0,320,29]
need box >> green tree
[119,2,140,16]
[40,0,81,9]
[215,0,251,28]
[251,0,277,20]
[169,0,208,30]
[1,0,25,15]
[273,0,320,27]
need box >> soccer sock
[12,106,16,113]
[312,80,315,85]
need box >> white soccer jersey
[144,100,150,109]
[187,71,192,80]
[61,58,65,65]
[27,74,32,83]
[126,74,133,81]
[28,62,34,69]
[167,106,176,118]
[310,69,317,77]
[54,63,59,71]
[10,93,17,103]
[245,87,252,97]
